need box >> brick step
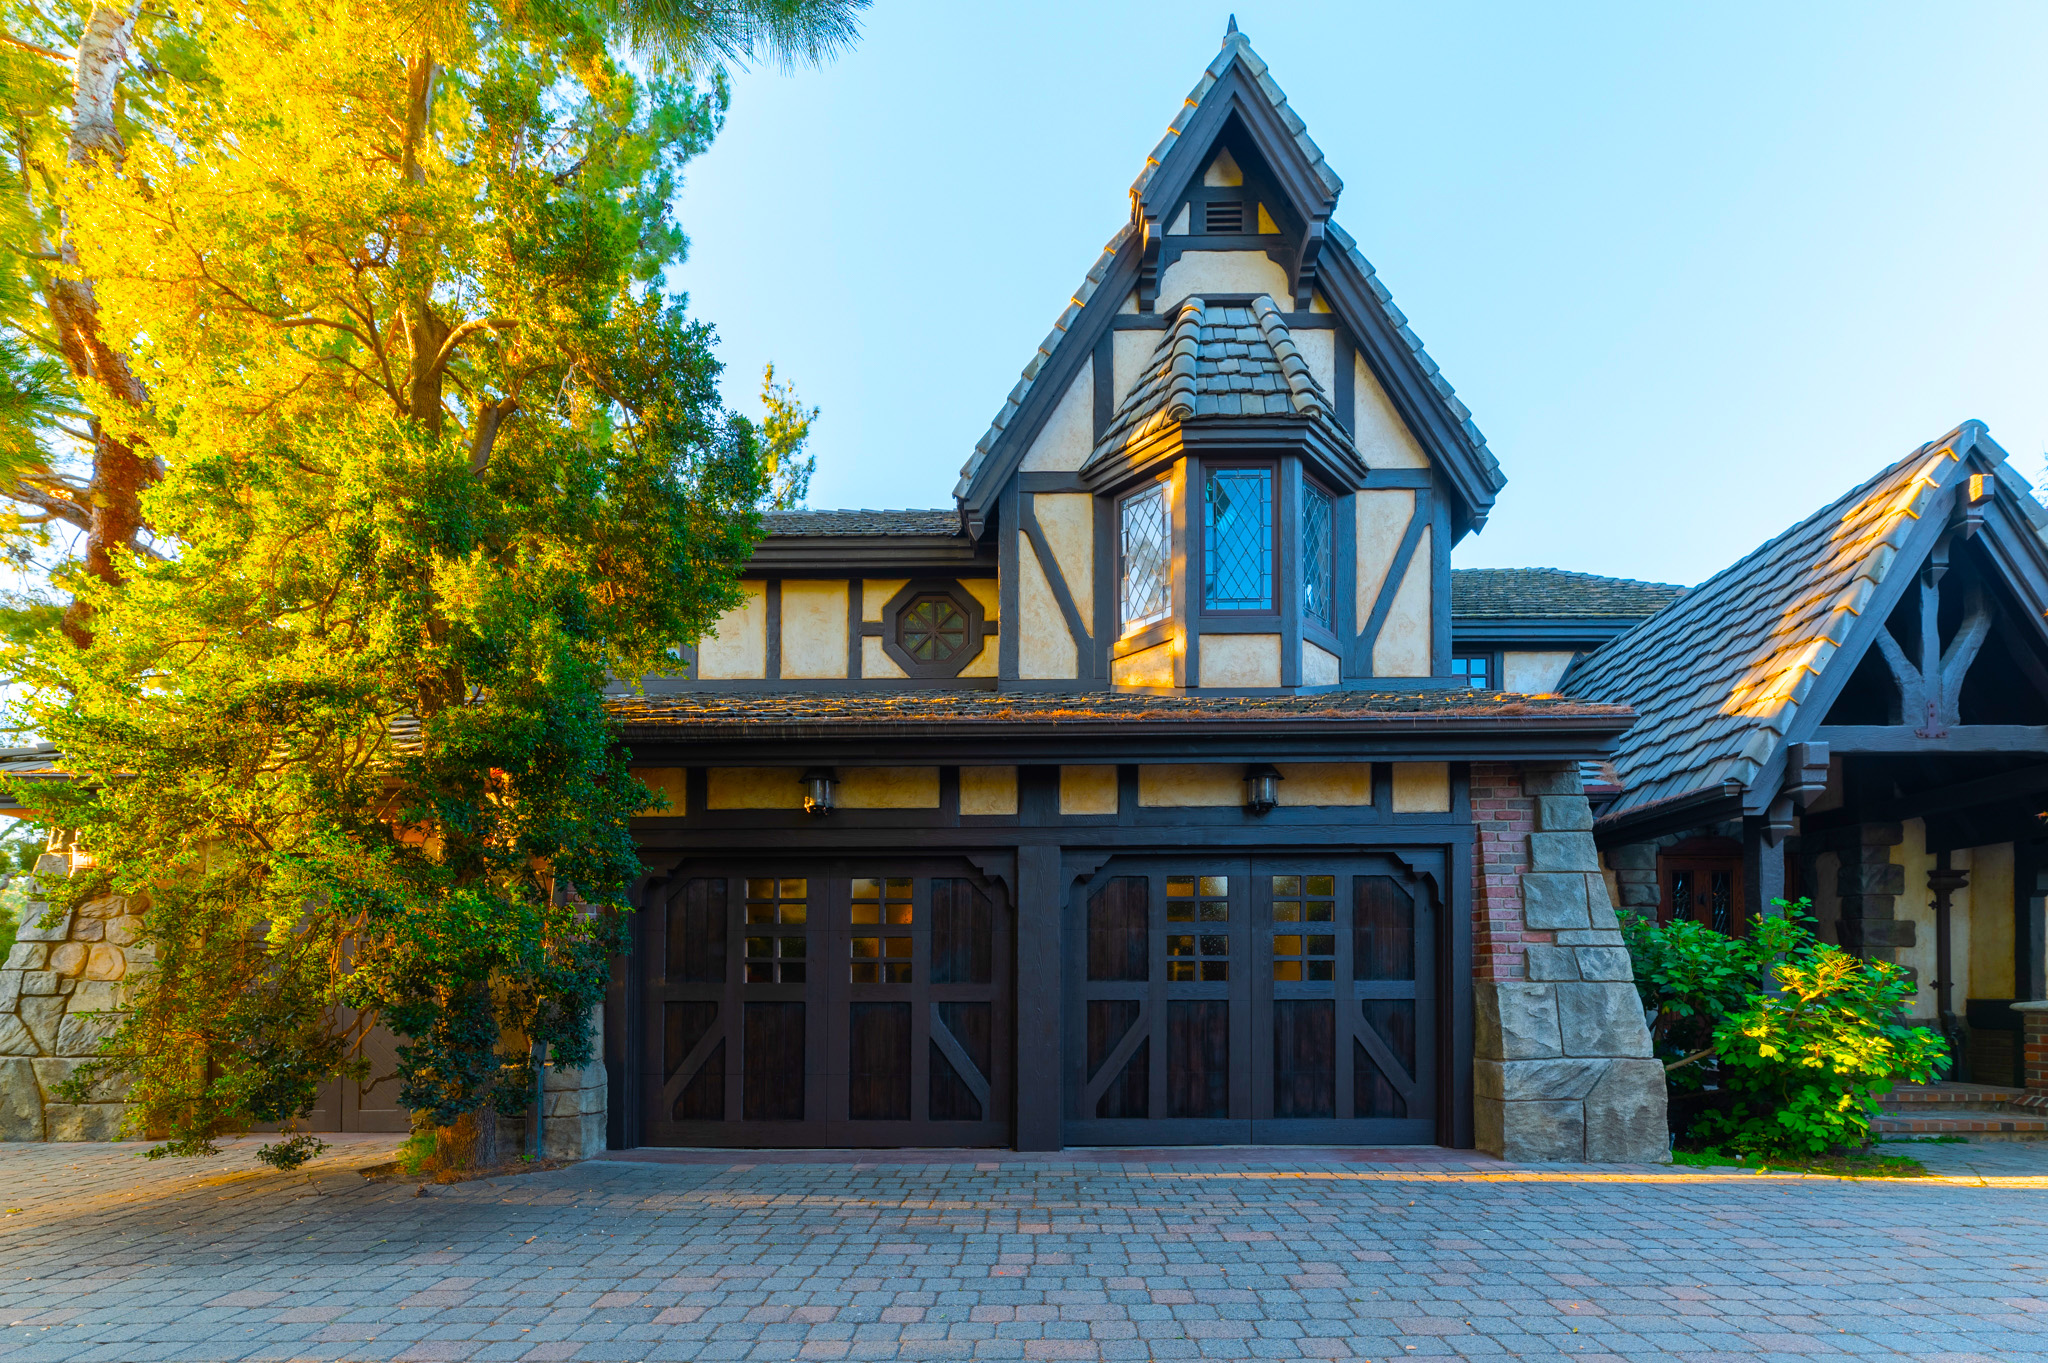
[1883,1083,2029,1107]
[1875,1112,2048,1138]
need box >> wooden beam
[1812,724,2048,754]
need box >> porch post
[1927,853,1969,1079]
[1741,817,1785,922]
[1015,844,1064,1151]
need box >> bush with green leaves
[1622,900,1946,1154]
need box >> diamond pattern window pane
[1120,485,1171,631]
[1204,468,1273,611]
[1302,483,1333,628]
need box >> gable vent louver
[1204,201,1245,234]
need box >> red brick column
[2019,1002,2048,1091]
[1469,762,1548,983]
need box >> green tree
[1,0,859,1161]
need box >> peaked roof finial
[1224,14,1240,43]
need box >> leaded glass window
[1302,483,1333,629]
[1119,484,1171,632]
[1203,468,1273,611]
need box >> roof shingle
[1451,568,1689,620]
[1562,428,1984,817]
[1087,296,1346,464]
[763,509,960,538]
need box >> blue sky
[671,2,2048,587]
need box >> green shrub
[1621,899,1946,1155]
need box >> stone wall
[0,856,142,1140]
[0,860,612,1157]
[1470,763,1667,1163]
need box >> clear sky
[671,1,2048,587]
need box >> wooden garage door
[642,863,1012,1147]
[1065,856,1437,1146]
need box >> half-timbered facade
[598,25,1668,1164]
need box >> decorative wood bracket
[1766,740,1832,843]
[1292,221,1324,311]
[1870,549,1990,740]
[1137,214,1162,312]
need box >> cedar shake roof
[952,25,1497,504]
[1451,568,1690,621]
[762,509,961,538]
[1086,296,1346,466]
[613,688,1628,739]
[1562,424,2020,818]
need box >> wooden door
[1659,839,1745,935]
[1066,856,1437,1146]
[642,863,1012,1148]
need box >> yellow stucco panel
[1292,327,1336,399]
[1060,766,1119,815]
[1156,250,1289,312]
[697,582,766,679]
[1390,762,1451,813]
[960,577,1000,676]
[861,636,908,679]
[1502,651,1577,695]
[959,766,1019,817]
[706,767,804,810]
[1113,330,1154,409]
[1112,639,1178,688]
[1303,640,1340,686]
[1034,495,1094,637]
[780,579,848,679]
[1968,840,2015,999]
[1016,534,1077,679]
[1372,528,1433,678]
[1354,489,1411,645]
[836,767,940,809]
[1354,352,1431,469]
[1276,763,1370,807]
[629,767,687,817]
[862,579,908,623]
[1019,358,1094,473]
[1137,764,1242,807]
[1200,633,1281,688]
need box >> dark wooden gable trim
[1315,247,1499,537]
[959,246,1143,536]
[1754,429,2048,806]
[1133,59,1338,238]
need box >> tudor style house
[23,27,2045,1159]
[1564,424,2048,1091]
[587,26,1667,1164]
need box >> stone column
[0,857,146,1141]
[1834,824,1911,964]
[1471,763,1666,1163]
[537,1005,607,1161]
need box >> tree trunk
[48,2,154,644]
[432,1106,502,1175]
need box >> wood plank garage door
[642,861,1012,1147]
[1065,855,1439,1145]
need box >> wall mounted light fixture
[800,768,837,817]
[1243,764,1282,816]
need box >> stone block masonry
[1470,762,1667,1163]
[0,856,141,1140]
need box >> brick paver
[3,1135,2047,1361]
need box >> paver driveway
[2,1136,2047,1362]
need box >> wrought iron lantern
[1243,764,1282,816]
[800,768,837,817]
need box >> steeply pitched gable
[1563,422,2048,820]
[952,24,1503,535]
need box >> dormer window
[1203,467,1274,611]
[1119,483,1171,633]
